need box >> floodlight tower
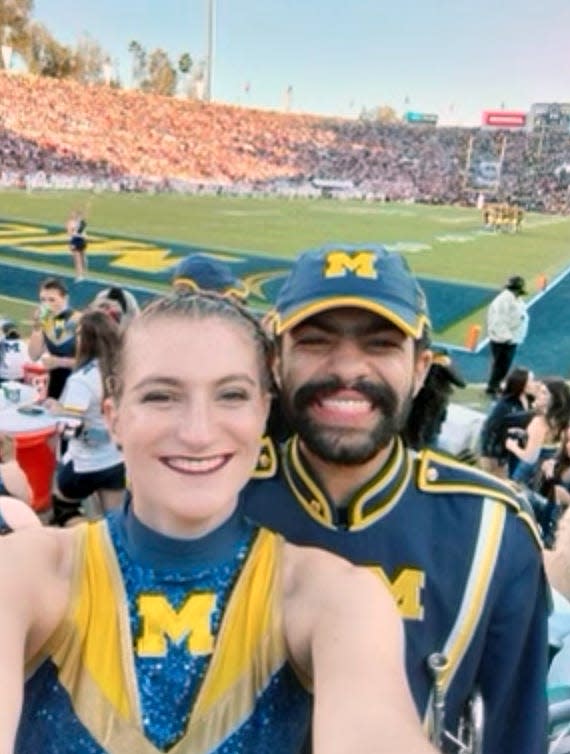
[204,0,215,102]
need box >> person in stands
[27,277,80,400]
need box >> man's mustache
[292,375,399,416]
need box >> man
[27,277,80,399]
[243,244,548,754]
[485,275,528,397]
[171,253,248,299]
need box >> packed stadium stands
[0,71,568,212]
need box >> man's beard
[282,375,414,466]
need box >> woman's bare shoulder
[0,523,77,587]
[281,541,388,609]
[0,495,41,530]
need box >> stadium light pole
[204,0,214,102]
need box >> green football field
[1,188,569,350]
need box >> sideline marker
[464,324,481,351]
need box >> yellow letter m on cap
[324,250,378,280]
[136,592,216,657]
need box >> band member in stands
[243,244,549,754]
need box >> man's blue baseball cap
[272,244,430,338]
[172,254,248,298]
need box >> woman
[0,293,435,754]
[506,377,570,486]
[91,286,140,329]
[532,425,570,548]
[44,309,125,526]
[542,425,570,506]
[479,366,535,478]
[67,210,88,281]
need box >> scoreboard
[529,103,570,131]
[482,110,526,128]
[404,111,438,125]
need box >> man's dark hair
[403,364,454,450]
[39,276,68,297]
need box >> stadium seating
[0,72,568,213]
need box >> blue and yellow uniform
[243,436,549,754]
[41,308,80,399]
[16,503,310,753]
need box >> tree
[128,40,177,96]
[25,21,75,78]
[359,104,400,123]
[178,52,192,75]
[147,48,176,95]
[0,0,33,68]
[73,32,107,84]
[176,51,193,97]
[128,39,148,89]
[185,58,206,100]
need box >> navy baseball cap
[172,254,248,298]
[272,244,430,338]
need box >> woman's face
[106,314,270,538]
[533,382,550,413]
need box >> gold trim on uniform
[284,436,334,527]
[417,449,543,549]
[283,436,412,529]
[423,499,506,732]
[349,438,411,528]
[418,449,521,509]
[251,435,278,479]
[28,522,292,754]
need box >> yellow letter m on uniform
[324,250,378,280]
[137,592,216,657]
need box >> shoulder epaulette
[417,449,542,548]
[250,435,279,479]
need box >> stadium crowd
[0,72,569,212]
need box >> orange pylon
[464,324,481,351]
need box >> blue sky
[32,0,570,125]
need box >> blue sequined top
[16,503,311,753]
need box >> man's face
[39,287,67,315]
[276,307,431,465]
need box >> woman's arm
[554,485,570,507]
[0,462,33,505]
[283,545,436,754]
[505,416,545,464]
[0,530,68,752]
